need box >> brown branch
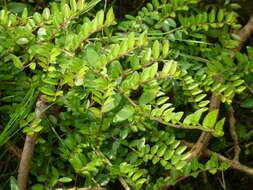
[227,106,241,161]
[183,141,253,176]
[235,15,253,50]
[0,81,16,85]
[163,11,253,190]
[187,93,221,161]
[187,14,253,161]
[18,95,47,190]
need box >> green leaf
[69,154,85,171]
[175,145,187,155]
[21,8,28,20]
[86,48,100,67]
[42,77,58,85]
[175,161,187,170]
[157,144,167,157]
[113,105,135,122]
[168,60,177,75]
[58,177,72,183]
[205,155,218,174]
[161,60,173,76]
[139,90,156,105]
[96,10,105,27]
[192,108,208,125]
[240,98,253,108]
[194,94,207,102]
[165,18,176,28]
[127,32,135,49]
[162,40,170,57]
[220,162,230,170]
[152,40,160,60]
[151,144,159,155]
[108,61,123,79]
[209,8,216,23]
[10,177,19,190]
[152,157,160,164]
[7,2,30,14]
[105,7,116,25]
[132,171,143,181]
[235,86,246,93]
[70,0,77,12]
[149,62,158,78]
[39,87,56,96]
[102,94,121,112]
[30,184,44,190]
[62,4,71,19]
[29,62,36,70]
[89,107,102,118]
[142,48,152,64]
[191,157,199,171]
[136,178,147,185]
[42,8,50,20]
[152,0,159,9]
[164,149,174,160]
[11,54,23,68]
[217,9,224,22]
[213,118,225,137]
[183,114,193,125]
[33,12,43,24]
[77,0,85,10]
[203,110,219,128]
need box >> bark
[18,95,47,190]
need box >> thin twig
[118,87,212,131]
[245,82,253,94]
[227,106,241,161]
[187,92,221,161]
[186,14,253,161]
[183,141,253,176]
[6,142,21,158]
[94,150,131,190]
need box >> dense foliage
[1,0,253,189]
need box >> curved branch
[227,106,241,161]
[187,14,253,161]
[183,141,253,176]
[187,91,221,160]
[236,15,253,49]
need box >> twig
[235,15,253,50]
[18,95,47,190]
[6,142,21,158]
[227,106,241,161]
[183,141,253,176]
[92,147,131,190]
[187,93,221,161]
[245,82,253,94]
[187,14,253,161]
[133,0,147,13]
[119,87,212,131]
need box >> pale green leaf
[203,110,219,128]
[113,105,135,122]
